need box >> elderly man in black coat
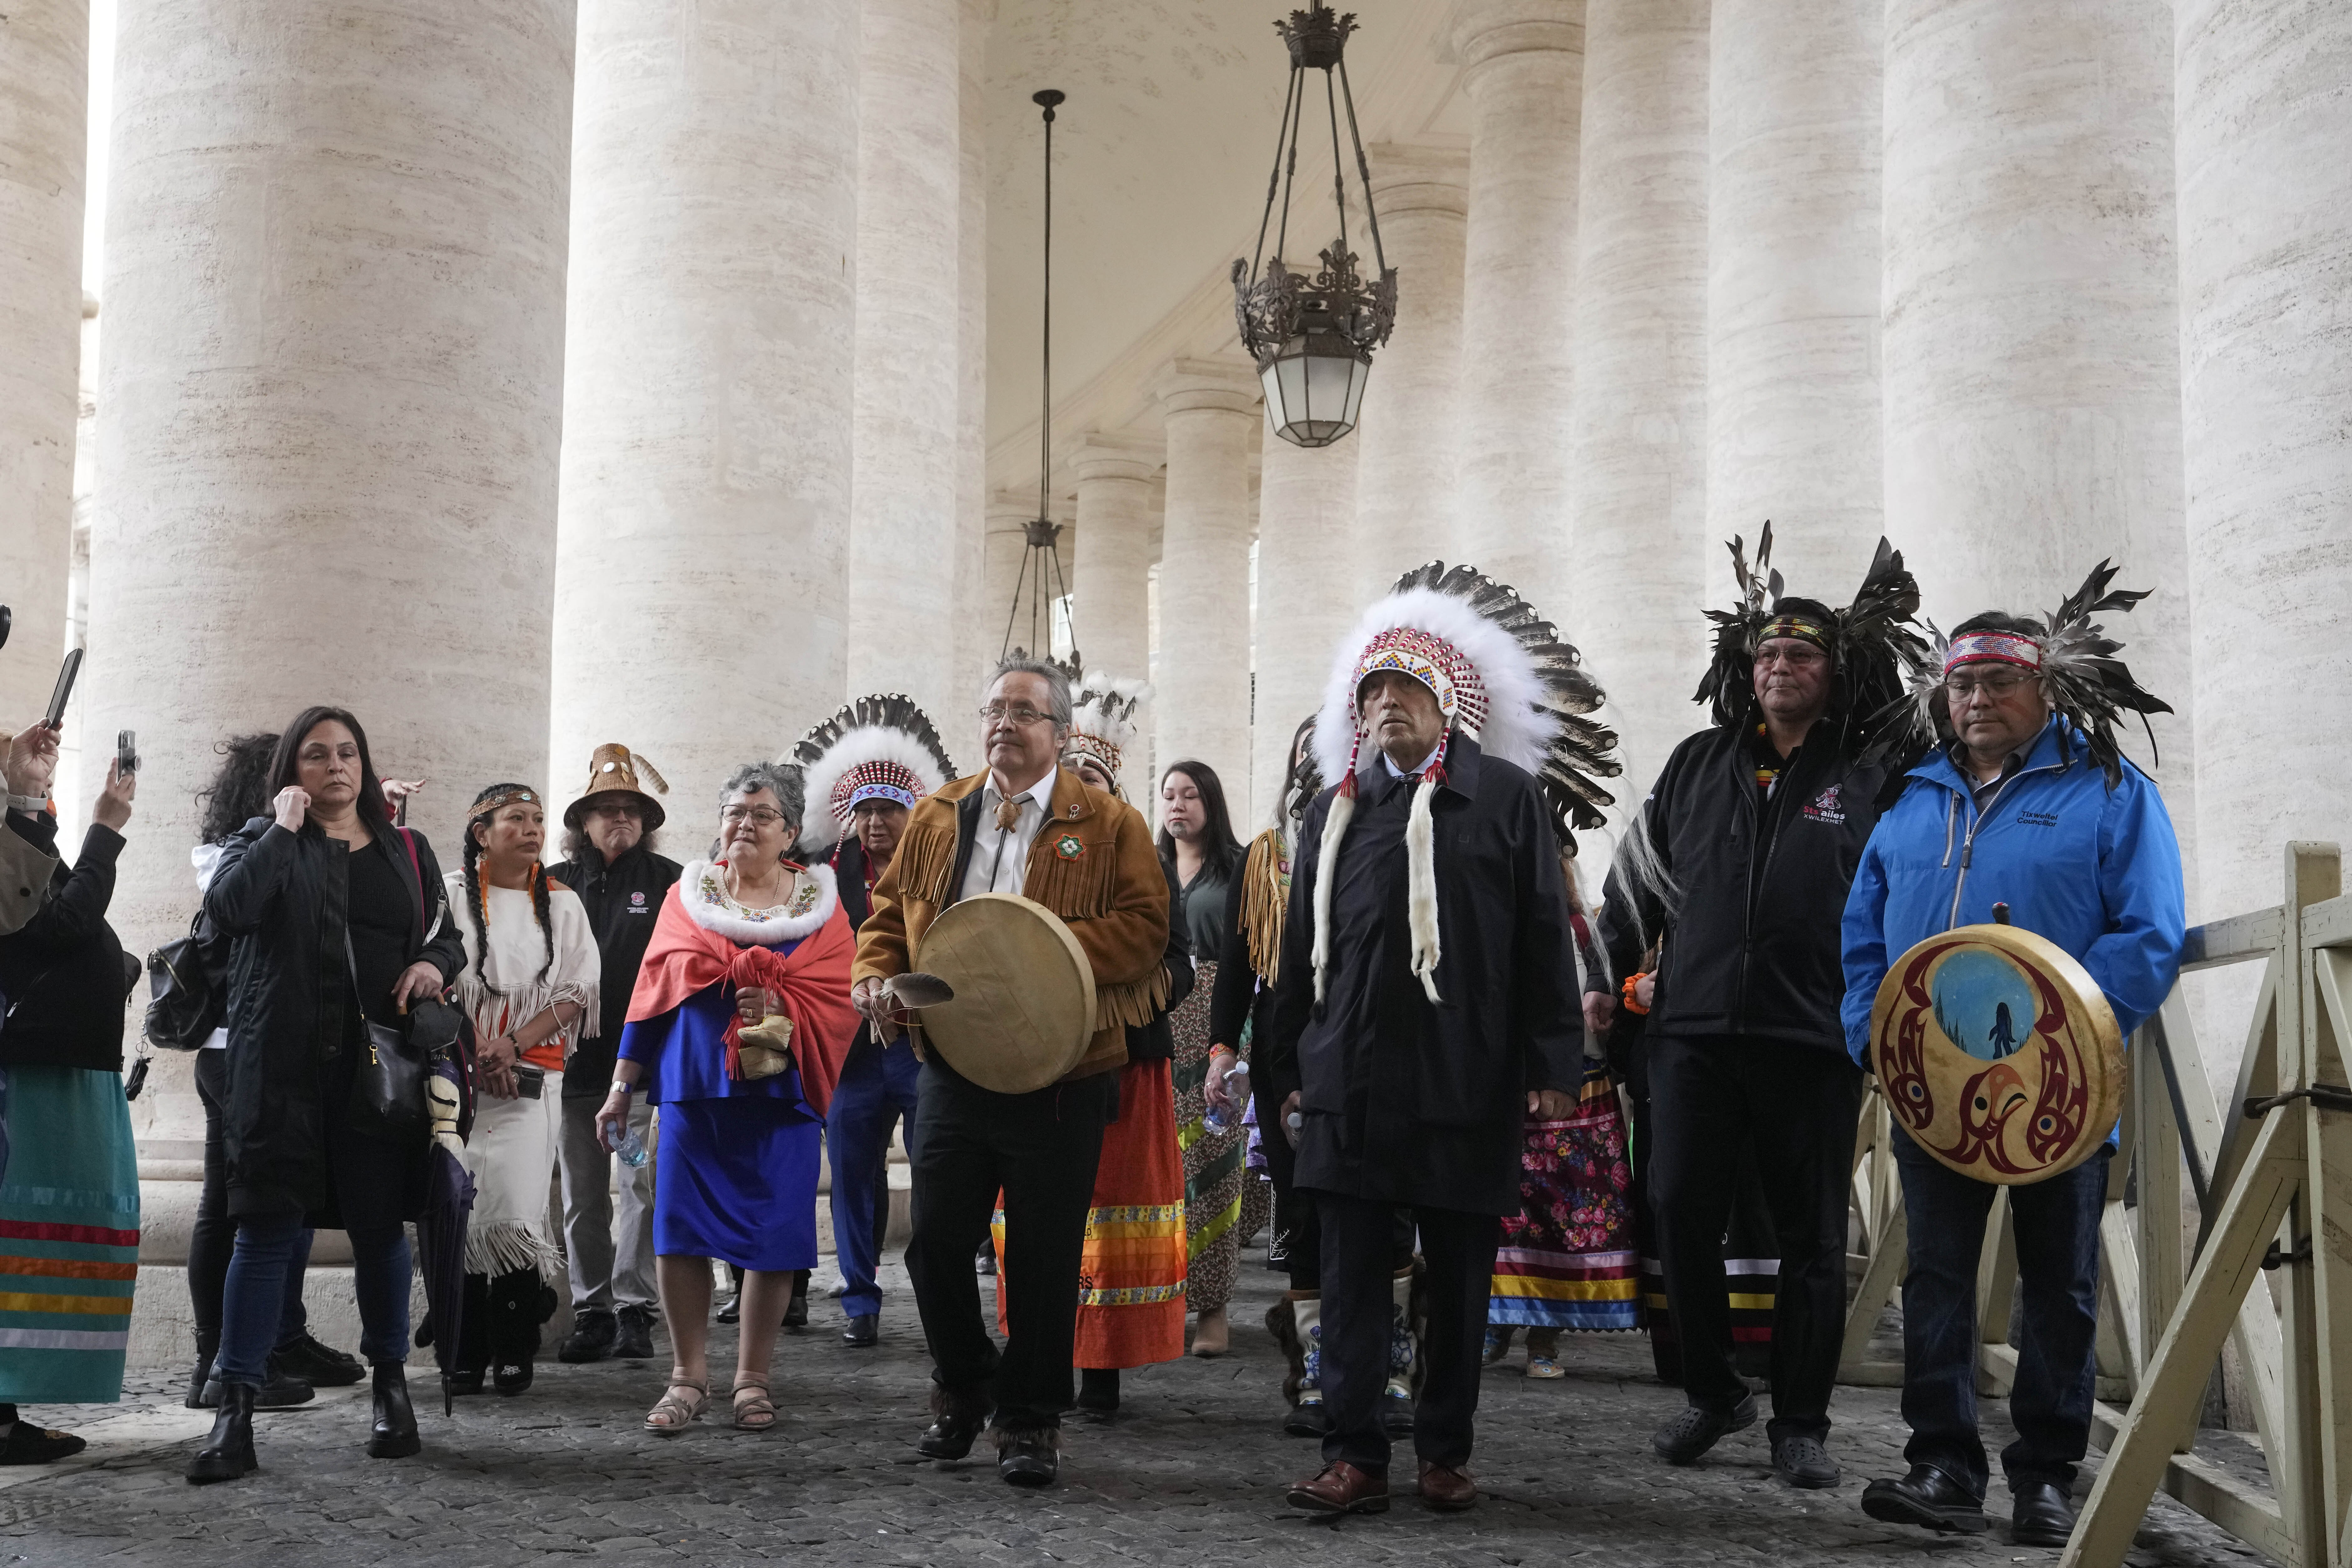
[1270,566,1604,1517]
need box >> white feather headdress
[788,694,959,853]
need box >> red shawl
[625,875,859,1118]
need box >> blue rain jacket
[1840,717,2187,1104]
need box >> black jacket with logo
[1593,718,1897,1056]
[552,842,683,1098]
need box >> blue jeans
[826,1035,921,1318]
[192,1049,313,1350]
[217,1214,410,1384]
[1893,1129,2108,1498]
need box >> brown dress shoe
[1418,1460,1478,1511]
[1287,1460,1391,1515]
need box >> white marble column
[985,490,1043,660]
[2178,1,2352,944]
[1069,436,1160,683]
[1883,0,2192,859]
[846,0,962,721]
[552,0,859,810]
[1453,1,1583,611]
[950,0,994,725]
[1570,0,1711,796]
[1352,146,1469,601]
[1154,358,1259,816]
[1254,430,1359,820]
[0,0,86,723]
[1708,0,1881,591]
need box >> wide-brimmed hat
[563,743,669,833]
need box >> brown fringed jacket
[851,767,1171,1084]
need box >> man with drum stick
[850,653,1170,1489]
[1841,569,2184,1546]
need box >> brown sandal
[644,1379,708,1434]
[731,1373,776,1432]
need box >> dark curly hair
[461,783,554,989]
[196,734,280,845]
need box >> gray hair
[718,759,806,831]
[987,652,1074,734]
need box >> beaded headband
[1942,631,2043,675]
[830,760,924,822]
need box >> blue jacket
[1840,716,2186,1072]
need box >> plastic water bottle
[1204,1060,1250,1135]
[612,1125,648,1169]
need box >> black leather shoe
[1379,1390,1416,1438]
[919,1412,984,1460]
[996,1428,1059,1488]
[1075,1368,1119,1418]
[1771,1432,1841,1489]
[613,1305,656,1359]
[783,1270,810,1331]
[1861,1464,1991,1534]
[447,1364,486,1397]
[366,1364,420,1460]
[841,1313,879,1348]
[185,1336,218,1410]
[185,1381,258,1484]
[1651,1393,1757,1464]
[274,1331,364,1387]
[492,1358,534,1396]
[2010,1479,2076,1547]
[1283,1398,1328,1438]
[559,1309,618,1364]
[716,1296,741,1324]
[199,1356,315,1411]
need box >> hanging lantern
[1231,4,1397,450]
[1004,88,1072,659]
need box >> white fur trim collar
[681,860,839,944]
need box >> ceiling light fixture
[1004,88,1073,659]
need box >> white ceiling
[983,0,1473,493]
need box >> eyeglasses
[1754,646,1828,669]
[719,806,788,826]
[979,702,1054,727]
[1943,670,2038,700]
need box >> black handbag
[144,913,227,1051]
[346,930,431,1140]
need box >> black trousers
[1313,1190,1498,1475]
[906,1056,1115,1431]
[1649,1035,1863,1443]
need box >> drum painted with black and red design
[1868,923,2125,1185]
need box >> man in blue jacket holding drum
[1840,570,2186,1548]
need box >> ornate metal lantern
[1005,88,1072,658]
[1231,5,1396,449]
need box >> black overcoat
[1268,732,1584,1216]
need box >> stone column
[1154,358,1260,817]
[1254,430,1359,819]
[86,0,573,1296]
[1882,0,2192,859]
[1069,435,1160,683]
[951,0,994,727]
[984,490,1042,661]
[1708,0,1881,591]
[2178,2,2352,942]
[1570,0,1711,797]
[552,0,859,811]
[0,0,86,723]
[1453,1,1583,611]
[846,0,962,722]
[1352,146,1468,602]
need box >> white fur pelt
[796,729,952,852]
[680,860,840,944]
[1404,777,1443,1001]
[1310,787,1355,1003]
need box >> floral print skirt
[1171,961,1244,1316]
[1488,1062,1639,1332]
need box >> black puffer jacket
[1592,719,1898,1055]
[204,816,464,1218]
[0,818,132,1072]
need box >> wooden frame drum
[1868,923,2125,1185]
[913,893,1097,1095]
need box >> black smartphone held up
[43,648,82,730]
[117,730,139,777]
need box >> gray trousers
[557,1095,657,1313]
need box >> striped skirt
[1489,1065,1640,1333]
[0,1066,139,1403]
[1171,961,1244,1316]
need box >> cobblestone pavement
[0,1249,2269,1567]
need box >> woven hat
[563,743,670,833]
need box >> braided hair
[464,783,556,988]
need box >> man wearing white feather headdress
[789,696,958,1350]
[1270,563,1613,1517]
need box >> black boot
[783,1269,810,1331]
[450,1272,490,1395]
[184,1381,258,1484]
[490,1269,541,1395]
[1076,1368,1120,1418]
[367,1363,420,1460]
[185,1332,217,1410]
[197,1353,315,1410]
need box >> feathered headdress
[1064,668,1151,792]
[1899,559,2172,787]
[788,693,959,853]
[1307,562,1620,1004]
[1697,523,1930,761]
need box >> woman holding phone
[443,782,600,1397]
[189,707,465,1483]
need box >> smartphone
[513,1063,546,1100]
[43,648,82,730]
[117,729,139,777]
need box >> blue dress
[618,952,821,1273]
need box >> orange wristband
[1619,974,1651,1016]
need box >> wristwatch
[609,1079,632,1098]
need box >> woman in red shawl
[594,762,855,1437]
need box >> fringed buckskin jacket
[852,767,1171,1085]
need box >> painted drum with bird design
[1868,923,2125,1185]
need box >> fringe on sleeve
[1241,828,1288,986]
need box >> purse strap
[344,926,379,1026]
